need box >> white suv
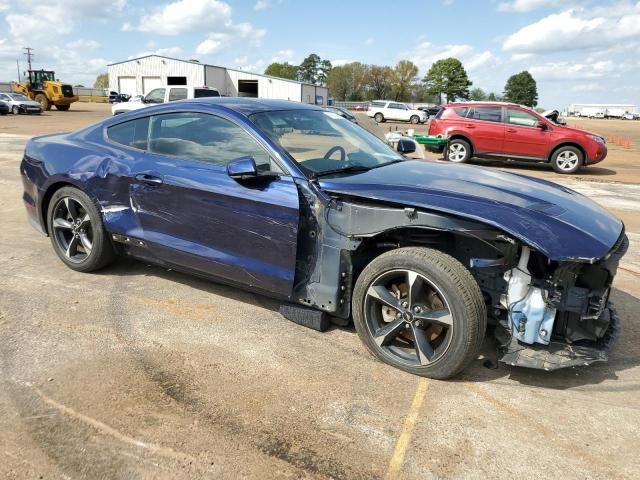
[367,100,427,124]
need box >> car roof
[444,101,523,108]
[183,97,323,115]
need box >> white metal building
[569,103,639,115]
[107,55,328,105]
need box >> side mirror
[227,156,258,180]
[537,121,548,130]
[397,138,417,154]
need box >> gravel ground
[1,126,640,480]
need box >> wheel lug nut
[404,324,410,329]
[401,301,409,308]
[396,312,402,319]
[414,306,422,313]
[415,320,421,327]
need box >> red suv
[427,102,607,174]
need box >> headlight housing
[590,134,606,144]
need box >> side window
[194,88,220,98]
[389,103,405,110]
[148,112,280,172]
[371,101,386,108]
[107,117,150,150]
[453,107,469,118]
[0,94,7,101]
[507,108,539,127]
[168,88,188,101]
[144,88,166,104]
[467,107,502,123]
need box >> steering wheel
[323,145,346,161]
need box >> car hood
[318,160,622,262]
[112,102,147,114]
[16,100,41,107]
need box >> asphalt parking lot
[1,107,640,479]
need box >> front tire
[35,93,50,111]
[12,105,20,115]
[410,115,420,125]
[352,247,486,379]
[551,146,583,174]
[374,112,384,123]
[447,138,472,163]
[47,187,116,272]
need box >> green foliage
[422,58,472,103]
[264,62,299,80]
[94,73,108,89]
[392,60,418,101]
[366,65,394,99]
[327,62,369,101]
[503,71,538,107]
[469,87,487,101]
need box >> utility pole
[17,59,21,82]
[23,47,34,71]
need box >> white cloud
[254,0,271,10]
[498,0,562,13]
[196,38,223,55]
[364,37,374,45]
[407,40,496,73]
[271,49,295,63]
[503,6,640,53]
[529,60,619,81]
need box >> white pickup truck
[112,86,220,115]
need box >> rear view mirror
[227,156,258,180]
[397,138,417,154]
[537,121,548,130]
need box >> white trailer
[579,107,606,118]
[605,108,627,119]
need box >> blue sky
[0,0,639,108]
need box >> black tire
[447,138,472,163]
[47,186,116,272]
[34,93,50,111]
[550,146,583,174]
[12,105,20,115]
[410,115,420,125]
[55,104,70,111]
[352,247,486,379]
[374,112,384,123]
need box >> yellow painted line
[385,378,429,480]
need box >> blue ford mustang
[20,98,627,378]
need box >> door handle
[506,129,517,133]
[465,124,476,128]
[135,173,163,186]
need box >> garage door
[142,76,162,94]
[118,76,136,96]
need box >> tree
[469,87,487,101]
[503,70,538,107]
[298,53,321,83]
[264,62,298,80]
[94,73,108,89]
[422,58,472,103]
[326,62,369,101]
[317,59,332,86]
[367,65,394,99]
[392,60,418,101]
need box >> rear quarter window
[107,117,150,150]
[371,101,386,108]
[467,107,502,123]
[453,107,469,118]
[168,88,188,101]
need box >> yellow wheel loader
[14,70,78,111]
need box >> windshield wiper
[311,164,372,179]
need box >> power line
[23,47,34,71]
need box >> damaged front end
[491,231,628,370]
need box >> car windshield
[8,93,30,101]
[250,109,403,176]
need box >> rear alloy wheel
[47,187,116,272]
[447,139,471,163]
[551,146,583,174]
[352,247,486,379]
[374,113,384,123]
[410,115,420,125]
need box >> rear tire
[551,146,583,174]
[352,247,486,379]
[374,112,384,123]
[447,138,472,163]
[47,186,116,273]
[55,104,70,111]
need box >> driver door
[130,111,300,298]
